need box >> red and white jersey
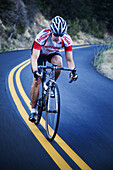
[33,28,72,55]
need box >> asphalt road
[0,45,113,170]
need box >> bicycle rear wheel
[46,83,60,141]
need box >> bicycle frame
[36,61,76,140]
[39,61,56,111]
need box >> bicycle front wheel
[46,83,60,141]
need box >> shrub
[67,18,81,39]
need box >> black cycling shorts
[37,51,62,66]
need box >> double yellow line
[8,58,92,170]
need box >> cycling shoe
[29,113,37,123]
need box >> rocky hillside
[0,0,113,52]
[0,0,50,51]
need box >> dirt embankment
[96,49,113,80]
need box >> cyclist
[29,16,78,122]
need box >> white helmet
[50,16,67,36]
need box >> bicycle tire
[35,99,42,125]
[46,83,60,141]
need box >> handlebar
[37,65,76,72]
[37,65,77,83]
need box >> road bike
[35,60,76,141]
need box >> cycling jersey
[33,28,72,55]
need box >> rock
[34,12,50,28]
[24,28,31,39]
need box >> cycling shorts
[37,51,62,66]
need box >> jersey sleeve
[33,41,42,50]
[65,45,72,51]
[34,28,50,47]
[62,33,72,51]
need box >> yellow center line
[73,45,91,49]
[8,60,72,170]
[60,45,91,52]
[15,59,92,170]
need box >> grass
[93,44,113,68]
[93,43,113,80]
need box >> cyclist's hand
[70,73,78,81]
[33,70,42,80]
[69,69,78,83]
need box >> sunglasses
[53,33,64,37]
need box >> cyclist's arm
[31,48,40,72]
[65,50,78,81]
[65,50,75,70]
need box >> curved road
[0,45,113,170]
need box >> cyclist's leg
[30,76,41,108]
[47,51,62,81]
[29,53,44,122]
[51,55,62,81]
[29,69,41,122]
